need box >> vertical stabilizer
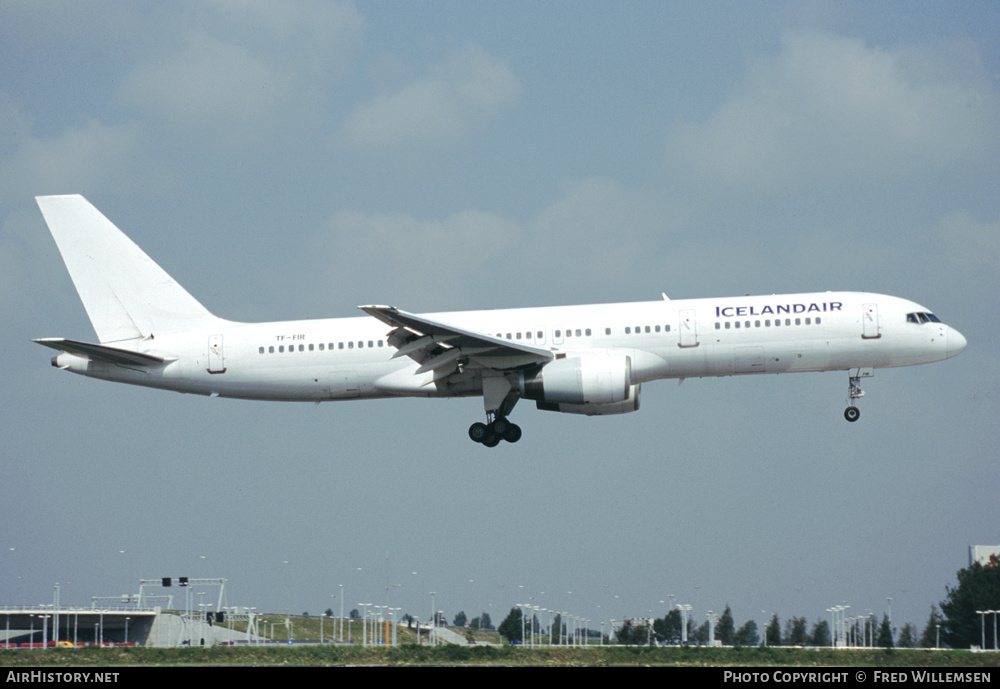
[36,195,223,343]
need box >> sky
[2,1,998,637]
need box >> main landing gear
[469,414,522,447]
[844,368,872,422]
[472,376,522,447]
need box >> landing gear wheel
[491,417,510,437]
[844,407,860,422]
[469,422,488,443]
[482,434,501,448]
[503,423,522,443]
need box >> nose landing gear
[844,368,873,422]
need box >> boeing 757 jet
[34,195,967,447]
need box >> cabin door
[207,335,226,373]
[679,309,699,347]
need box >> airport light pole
[677,604,691,644]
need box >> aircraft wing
[358,305,553,376]
[33,338,170,367]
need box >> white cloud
[117,1,364,137]
[120,32,282,128]
[0,119,152,204]
[342,44,521,148]
[314,177,661,310]
[317,208,521,310]
[669,31,1000,192]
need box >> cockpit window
[907,312,941,324]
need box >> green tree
[809,619,831,647]
[615,619,634,644]
[550,613,563,644]
[783,616,808,646]
[453,611,467,628]
[694,620,710,645]
[898,623,917,648]
[765,614,781,646]
[876,613,894,648]
[940,556,1000,649]
[497,607,523,643]
[920,606,944,648]
[716,605,735,645]
[653,609,682,645]
[733,619,759,646]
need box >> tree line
[492,556,997,648]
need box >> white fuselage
[51,291,966,403]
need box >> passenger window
[605,328,611,335]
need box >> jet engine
[518,353,641,415]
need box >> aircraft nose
[947,327,967,358]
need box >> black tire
[482,434,501,448]
[469,422,488,442]
[491,417,510,436]
[844,407,860,422]
[503,423,522,443]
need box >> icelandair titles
[715,301,843,318]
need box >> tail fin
[36,195,223,343]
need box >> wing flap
[359,305,553,371]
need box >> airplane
[33,195,967,447]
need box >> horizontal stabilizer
[33,338,170,367]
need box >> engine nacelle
[519,353,640,415]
